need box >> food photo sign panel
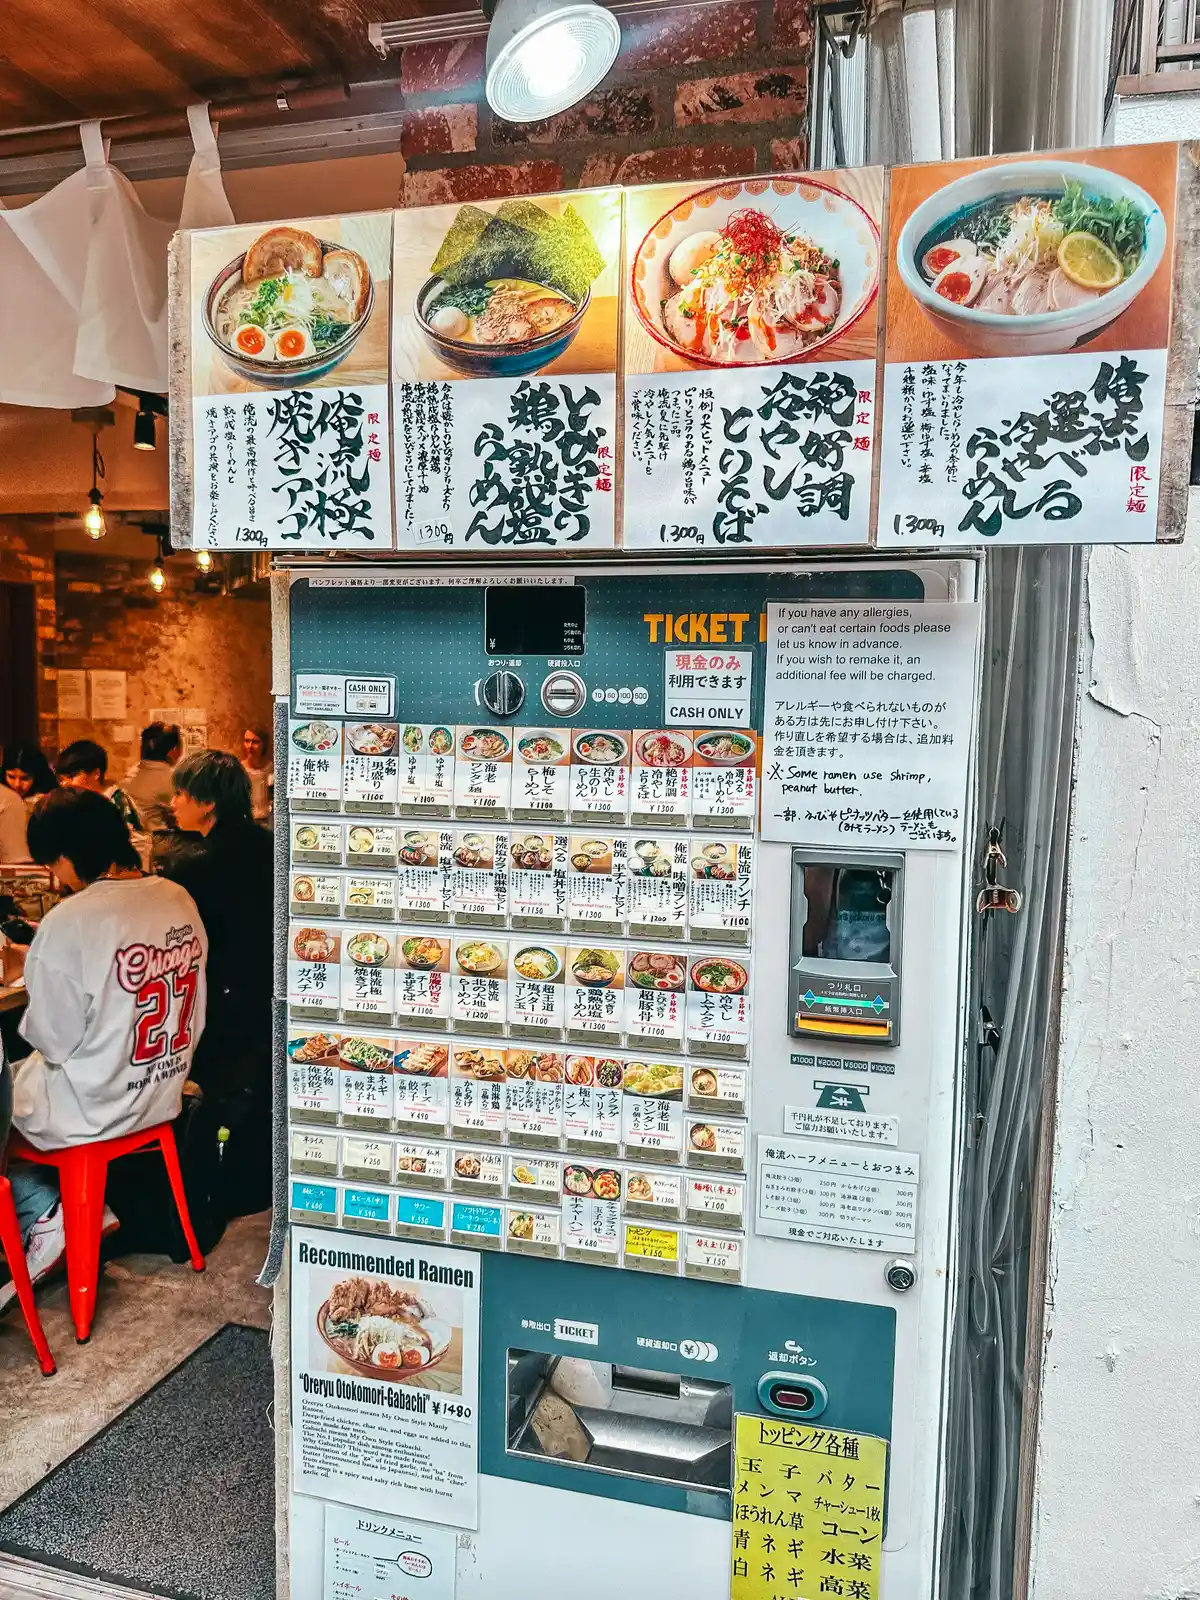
[622,169,883,550]
[190,214,394,550]
[290,1228,481,1527]
[878,143,1179,546]
[392,189,622,551]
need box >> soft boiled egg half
[274,325,313,361]
[669,230,721,287]
[921,237,975,280]
[931,253,988,306]
[233,324,273,359]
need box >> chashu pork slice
[1048,267,1101,311]
[243,225,323,284]
[975,275,1017,315]
[1010,272,1054,316]
[324,247,372,321]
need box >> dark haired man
[0,788,206,1306]
[124,722,183,846]
[167,751,272,1215]
[56,739,148,866]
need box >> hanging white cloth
[180,103,235,231]
[0,133,115,407]
[73,120,173,393]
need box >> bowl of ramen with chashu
[896,161,1166,356]
[631,176,880,369]
[415,198,606,378]
[204,225,375,385]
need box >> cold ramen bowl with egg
[631,174,881,369]
[414,198,605,378]
[204,225,375,385]
[896,161,1166,357]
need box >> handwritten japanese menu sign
[877,144,1178,546]
[392,190,621,550]
[731,1414,886,1600]
[761,601,980,850]
[189,213,394,549]
[622,171,882,550]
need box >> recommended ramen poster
[877,143,1179,546]
[391,189,622,550]
[622,170,883,550]
[190,214,394,550]
[290,1228,481,1527]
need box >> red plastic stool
[0,1173,56,1375]
[7,1122,204,1342]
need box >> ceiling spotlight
[485,0,620,122]
[133,398,157,451]
[195,549,213,572]
[84,433,106,540]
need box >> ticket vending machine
[281,557,980,1600]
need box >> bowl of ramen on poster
[391,189,622,382]
[626,171,883,373]
[192,213,393,394]
[887,145,1177,361]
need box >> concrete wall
[1028,97,1200,1599]
[1029,530,1200,1596]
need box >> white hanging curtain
[865,0,1104,167]
[0,105,235,405]
[180,102,236,231]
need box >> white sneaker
[0,1203,118,1312]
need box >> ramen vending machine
[280,557,982,1600]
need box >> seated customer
[0,789,207,1304]
[166,751,273,1216]
[4,744,56,810]
[57,739,149,867]
[123,721,183,860]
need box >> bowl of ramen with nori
[896,160,1166,356]
[204,225,374,384]
[415,200,604,377]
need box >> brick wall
[55,554,273,776]
[0,520,58,755]
[397,0,813,203]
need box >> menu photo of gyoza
[391,189,622,550]
[189,213,394,550]
[878,142,1179,546]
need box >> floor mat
[0,1323,275,1600]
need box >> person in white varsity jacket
[0,788,206,1308]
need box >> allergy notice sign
[761,601,980,850]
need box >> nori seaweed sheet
[430,205,492,278]
[431,200,605,303]
[437,216,539,288]
[527,204,605,302]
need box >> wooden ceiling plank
[2,0,197,117]
[0,57,85,124]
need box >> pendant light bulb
[149,553,167,594]
[84,431,107,539]
[84,490,106,540]
[195,549,213,572]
